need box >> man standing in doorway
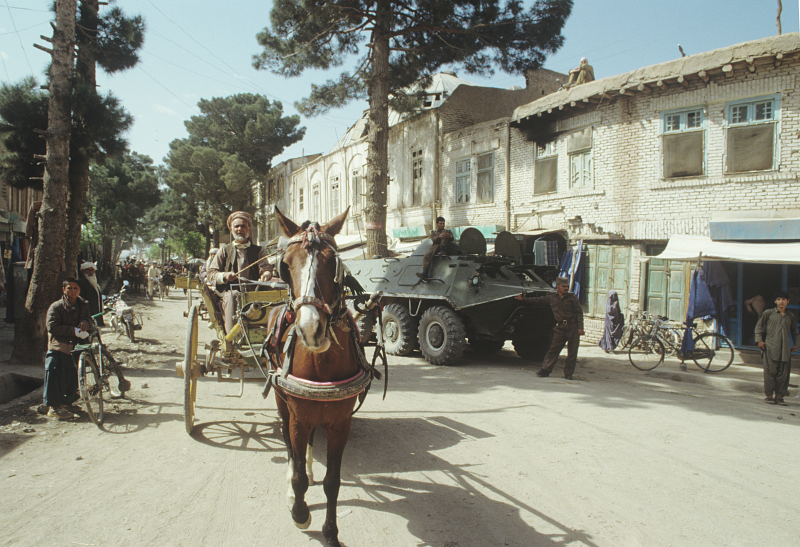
[516,277,585,380]
[755,291,799,405]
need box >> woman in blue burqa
[599,290,624,352]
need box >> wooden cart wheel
[184,304,200,434]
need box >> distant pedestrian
[516,277,585,379]
[754,291,799,405]
[598,289,624,352]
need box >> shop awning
[648,234,800,264]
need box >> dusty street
[1,291,798,547]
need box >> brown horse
[266,206,369,547]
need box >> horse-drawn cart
[176,279,289,434]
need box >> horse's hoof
[294,514,312,530]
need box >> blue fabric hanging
[682,268,717,351]
[558,241,586,302]
[702,262,735,338]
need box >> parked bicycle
[619,309,682,355]
[629,318,734,373]
[74,315,132,425]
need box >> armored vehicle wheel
[184,305,200,434]
[347,301,376,343]
[468,338,505,355]
[382,303,417,356]
[418,305,466,366]
[356,312,377,343]
[513,334,551,362]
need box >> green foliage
[148,244,161,262]
[88,152,161,239]
[184,93,305,178]
[254,0,573,116]
[159,93,304,237]
[0,78,48,189]
[93,7,145,73]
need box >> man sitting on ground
[44,278,92,419]
[207,212,274,334]
[417,216,459,279]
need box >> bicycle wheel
[618,323,633,349]
[658,327,682,356]
[78,351,105,425]
[692,332,734,373]
[628,337,665,371]
[101,346,129,398]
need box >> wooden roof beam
[746,56,756,73]
[677,74,689,87]
[698,70,710,83]
[637,83,652,93]
[775,52,784,67]
[722,64,734,78]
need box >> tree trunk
[64,0,99,276]
[12,0,77,365]
[364,0,391,258]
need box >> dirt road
[1,292,798,547]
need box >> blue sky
[1,1,798,168]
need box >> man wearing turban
[78,262,104,326]
[207,211,274,334]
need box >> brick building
[445,33,800,343]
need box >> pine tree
[253,0,572,256]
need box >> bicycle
[74,315,132,425]
[628,315,668,370]
[620,310,681,355]
[628,318,734,373]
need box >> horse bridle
[278,223,345,321]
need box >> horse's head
[275,206,350,353]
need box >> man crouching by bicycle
[43,277,92,419]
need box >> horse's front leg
[322,419,352,547]
[288,420,313,529]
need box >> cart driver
[207,211,274,333]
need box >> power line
[3,0,35,76]
[136,65,201,115]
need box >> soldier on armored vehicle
[417,216,460,279]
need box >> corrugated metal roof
[513,33,800,122]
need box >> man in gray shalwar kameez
[754,291,799,405]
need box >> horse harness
[260,224,386,408]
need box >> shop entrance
[727,263,800,348]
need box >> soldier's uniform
[519,291,584,378]
[421,228,458,275]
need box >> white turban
[80,261,97,271]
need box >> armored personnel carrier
[347,228,560,366]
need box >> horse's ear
[275,207,299,237]
[322,206,349,237]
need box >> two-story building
[441,33,800,344]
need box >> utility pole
[13,0,78,365]
[776,0,782,35]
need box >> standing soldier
[516,277,585,380]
